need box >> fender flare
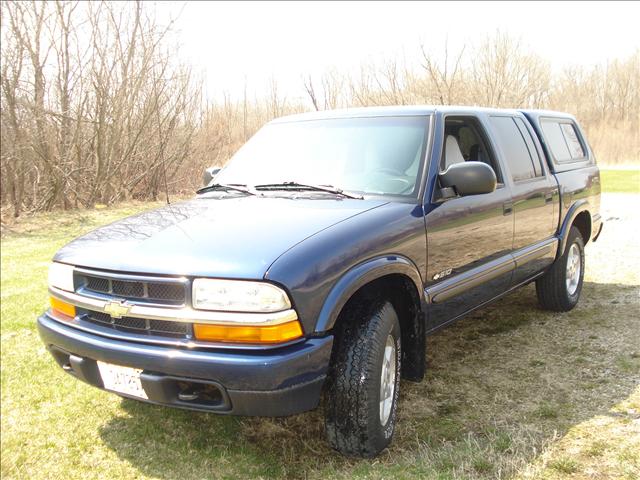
[558,200,591,256]
[314,255,424,333]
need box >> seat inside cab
[441,117,503,185]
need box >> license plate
[97,361,148,399]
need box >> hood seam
[263,202,390,280]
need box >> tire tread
[324,293,400,457]
[536,226,585,312]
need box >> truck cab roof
[271,105,576,123]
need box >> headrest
[445,135,465,169]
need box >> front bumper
[38,314,333,416]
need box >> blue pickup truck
[39,106,602,457]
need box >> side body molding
[314,255,425,333]
[425,255,515,305]
[558,199,591,256]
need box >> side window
[441,116,503,184]
[489,116,539,182]
[541,119,586,162]
[513,117,544,177]
[560,123,586,159]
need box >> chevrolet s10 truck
[39,106,602,457]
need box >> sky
[154,1,640,102]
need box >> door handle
[503,201,513,215]
[544,192,553,204]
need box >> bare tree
[420,39,466,105]
[1,1,202,214]
[303,68,346,111]
[469,31,550,108]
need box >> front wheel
[324,296,401,457]
[536,226,585,311]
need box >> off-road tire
[536,226,585,311]
[324,295,401,457]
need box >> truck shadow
[99,281,640,479]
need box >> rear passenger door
[488,115,558,286]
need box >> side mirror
[202,167,221,187]
[438,161,497,197]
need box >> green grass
[548,457,579,474]
[600,168,640,193]
[2,196,640,479]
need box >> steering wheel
[371,166,405,176]
[368,166,413,194]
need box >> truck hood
[54,196,387,278]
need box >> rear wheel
[324,296,401,457]
[536,226,585,311]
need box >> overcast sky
[154,1,640,101]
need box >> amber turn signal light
[193,320,303,344]
[50,297,76,319]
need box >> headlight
[192,279,291,312]
[48,262,75,292]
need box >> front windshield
[214,115,430,197]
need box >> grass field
[1,191,639,479]
[599,169,640,194]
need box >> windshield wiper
[254,181,363,199]
[196,183,256,196]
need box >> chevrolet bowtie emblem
[104,300,132,319]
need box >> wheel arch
[316,255,426,381]
[558,200,592,255]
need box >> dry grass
[1,194,639,479]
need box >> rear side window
[560,123,586,158]
[489,116,541,182]
[541,120,586,162]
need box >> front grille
[147,283,185,301]
[86,276,109,293]
[76,271,187,305]
[82,310,189,338]
[112,280,144,298]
